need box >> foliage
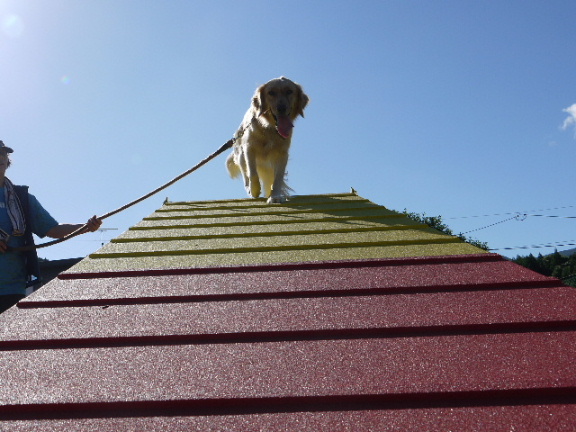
[401,210,575,287]
[402,210,489,251]
[513,251,576,288]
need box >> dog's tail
[226,153,241,179]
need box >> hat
[0,140,14,153]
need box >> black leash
[11,139,234,252]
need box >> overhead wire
[459,214,526,235]
[450,206,575,252]
[447,205,576,219]
[528,214,576,219]
[489,240,576,251]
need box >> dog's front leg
[244,148,261,198]
[268,155,289,204]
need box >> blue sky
[1,0,575,261]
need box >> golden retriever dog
[226,77,309,203]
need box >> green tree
[402,210,489,250]
[513,251,575,288]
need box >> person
[0,140,102,313]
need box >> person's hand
[85,216,102,233]
[0,240,7,253]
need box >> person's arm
[45,216,102,239]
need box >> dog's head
[252,77,309,138]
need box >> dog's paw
[248,178,261,198]
[246,186,260,198]
[267,195,287,204]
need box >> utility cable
[460,213,527,235]
[448,205,576,219]
[490,240,576,251]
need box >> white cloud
[562,104,576,133]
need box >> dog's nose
[277,104,288,115]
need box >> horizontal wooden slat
[1,405,575,430]
[117,221,428,241]
[3,287,576,345]
[1,333,575,406]
[158,193,366,209]
[49,256,552,298]
[135,209,402,227]
[90,229,460,257]
[68,243,484,272]
[152,200,379,216]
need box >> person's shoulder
[13,185,30,199]
[23,190,44,210]
[13,184,30,196]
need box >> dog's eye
[268,90,277,97]
[285,89,293,95]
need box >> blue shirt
[0,187,58,295]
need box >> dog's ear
[252,84,267,116]
[295,85,309,118]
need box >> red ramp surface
[1,193,575,430]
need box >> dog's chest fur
[242,116,291,156]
